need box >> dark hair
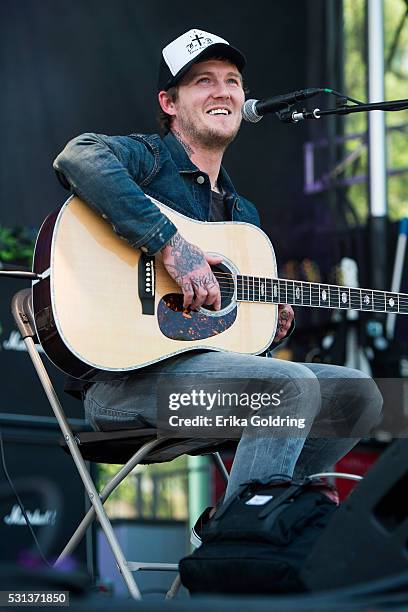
[156,57,247,135]
[157,86,179,135]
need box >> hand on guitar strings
[272,304,295,343]
[161,232,222,310]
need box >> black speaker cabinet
[302,439,408,590]
[0,421,93,570]
[0,277,83,419]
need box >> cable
[0,428,52,568]
[323,88,365,105]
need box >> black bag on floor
[179,476,338,595]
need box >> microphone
[242,88,324,123]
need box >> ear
[158,91,177,117]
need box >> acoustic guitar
[32,195,408,380]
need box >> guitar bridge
[138,253,155,315]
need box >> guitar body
[32,196,278,379]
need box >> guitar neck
[235,276,408,315]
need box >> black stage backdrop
[0,0,323,256]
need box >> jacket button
[196,175,205,184]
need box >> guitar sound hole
[203,262,235,312]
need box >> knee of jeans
[285,363,320,398]
[362,377,384,426]
[346,373,384,429]
[270,361,318,386]
[261,365,320,418]
[273,377,319,403]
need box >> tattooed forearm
[161,231,222,309]
[172,130,195,157]
[166,232,206,276]
[162,233,212,291]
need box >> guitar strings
[212,271,408,294]
[213,275,408,298]
[158,269,408,309]
[187,274,408,300]
[178,268,408,300]
[212,280,408,301]
[212,271,408,297]
[210,273,408,305]
[158,280,408,310]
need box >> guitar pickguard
[158,294,237,341]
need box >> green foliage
[97,455,189,520]
[0,226,36,267]
[343,0,408,222]
[344,0,367,133]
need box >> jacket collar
[163,131,197,173]
[162,131,238,199]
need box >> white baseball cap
[158,28,246,91]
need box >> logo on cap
[186,32,214,55]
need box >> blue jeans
[84,352,383,501]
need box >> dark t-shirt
[65,190,229,399]
[209,189,228,222]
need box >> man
[54,28,382,508]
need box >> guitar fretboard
[235,276,408,314]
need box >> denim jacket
[53,131,260,254]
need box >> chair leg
[211,451,229,484]
[166,573,183,599]
[162,452,230,600]
[55,437,166,563]
[23,337,143,600]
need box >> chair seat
[60,426,236,464]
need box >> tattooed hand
[272,304,294,343]
[161,232,222,310]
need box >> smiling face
[159,59,245,151]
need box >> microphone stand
[277,97,408,123]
